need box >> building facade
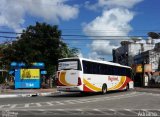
[113,39,155,66]
[134,50,160,72]
[113,39,160,87]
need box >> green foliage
[2,22,78,76]
[148,32,160,39]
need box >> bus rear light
[77,77,82,86]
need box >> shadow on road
[47,90,130,98]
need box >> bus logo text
[108,76,118,82]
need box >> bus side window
[124,68,126,76]
[114,67,118,76]
[120,68,124,76]
[117,67,120,76]
[87,62,92,74]
[108,65,112,75]
[93,63,97,74]
[111,66,114,75]
[97,64,100,74]
[82,61,88,74]
[83,61,93,74]
[88,62,93,74]
[104,65,107,75]
[101,64,105,75]
[107,65,113,75]
[112,66,115,75]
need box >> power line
[0,30,151,40]
[0,31,21,35]
[61,35,148,37]
[0,30,159,33]
[0,36,17,39]
[0,35,148,40]
[62,29,160,31]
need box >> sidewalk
[0,88,59,98]
[134,87,160,94]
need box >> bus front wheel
[102,84,107,94]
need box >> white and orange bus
[56,57,134,94]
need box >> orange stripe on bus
[59,72,76,86]
[83,79,101,92]
[108,76,126,91]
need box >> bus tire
[102,84,107,94]
[125,84,129,91]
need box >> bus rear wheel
[102,84,107,94]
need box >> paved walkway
[0,87,159,98]
[0,88,58,98]
[134,87,160,94]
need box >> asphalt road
[0,90,160,117]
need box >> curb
[0,94,35,98]
[37,91,61,96]
[0,91,60,98]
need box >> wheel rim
[102,85,107,94]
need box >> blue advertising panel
[15,81,40,89]
[11,62,46,89]
[15,69,40,89]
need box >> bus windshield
[58,59,81,71]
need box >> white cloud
[88,52,101,60]
[83,0,143,60]
[98,0,143,8]
[0,0,79,32]
[88,51,112,61]
[85,0,143,11]
[84,8,134,37]
[84,1,98,11]
[83,8,134,55]
[90,40,118,55]
[77,51,83,58]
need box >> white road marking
[10,104,17,109]
[24,104,30,108]
[109,109,126,115]
[93,109,112,115]
[0,92,154,109]
[124,109,138,114]
[35,103,42,107]
[45,102,54,106]
[54,101,65,105]
[63,100,76,104]
[7,108,160,111]
[0,104,10,109]
[2,108,160,116]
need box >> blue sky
[0,0,160,61]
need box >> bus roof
[58,57,131,69]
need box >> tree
[2,22,78,76]
[148,32,160,39]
